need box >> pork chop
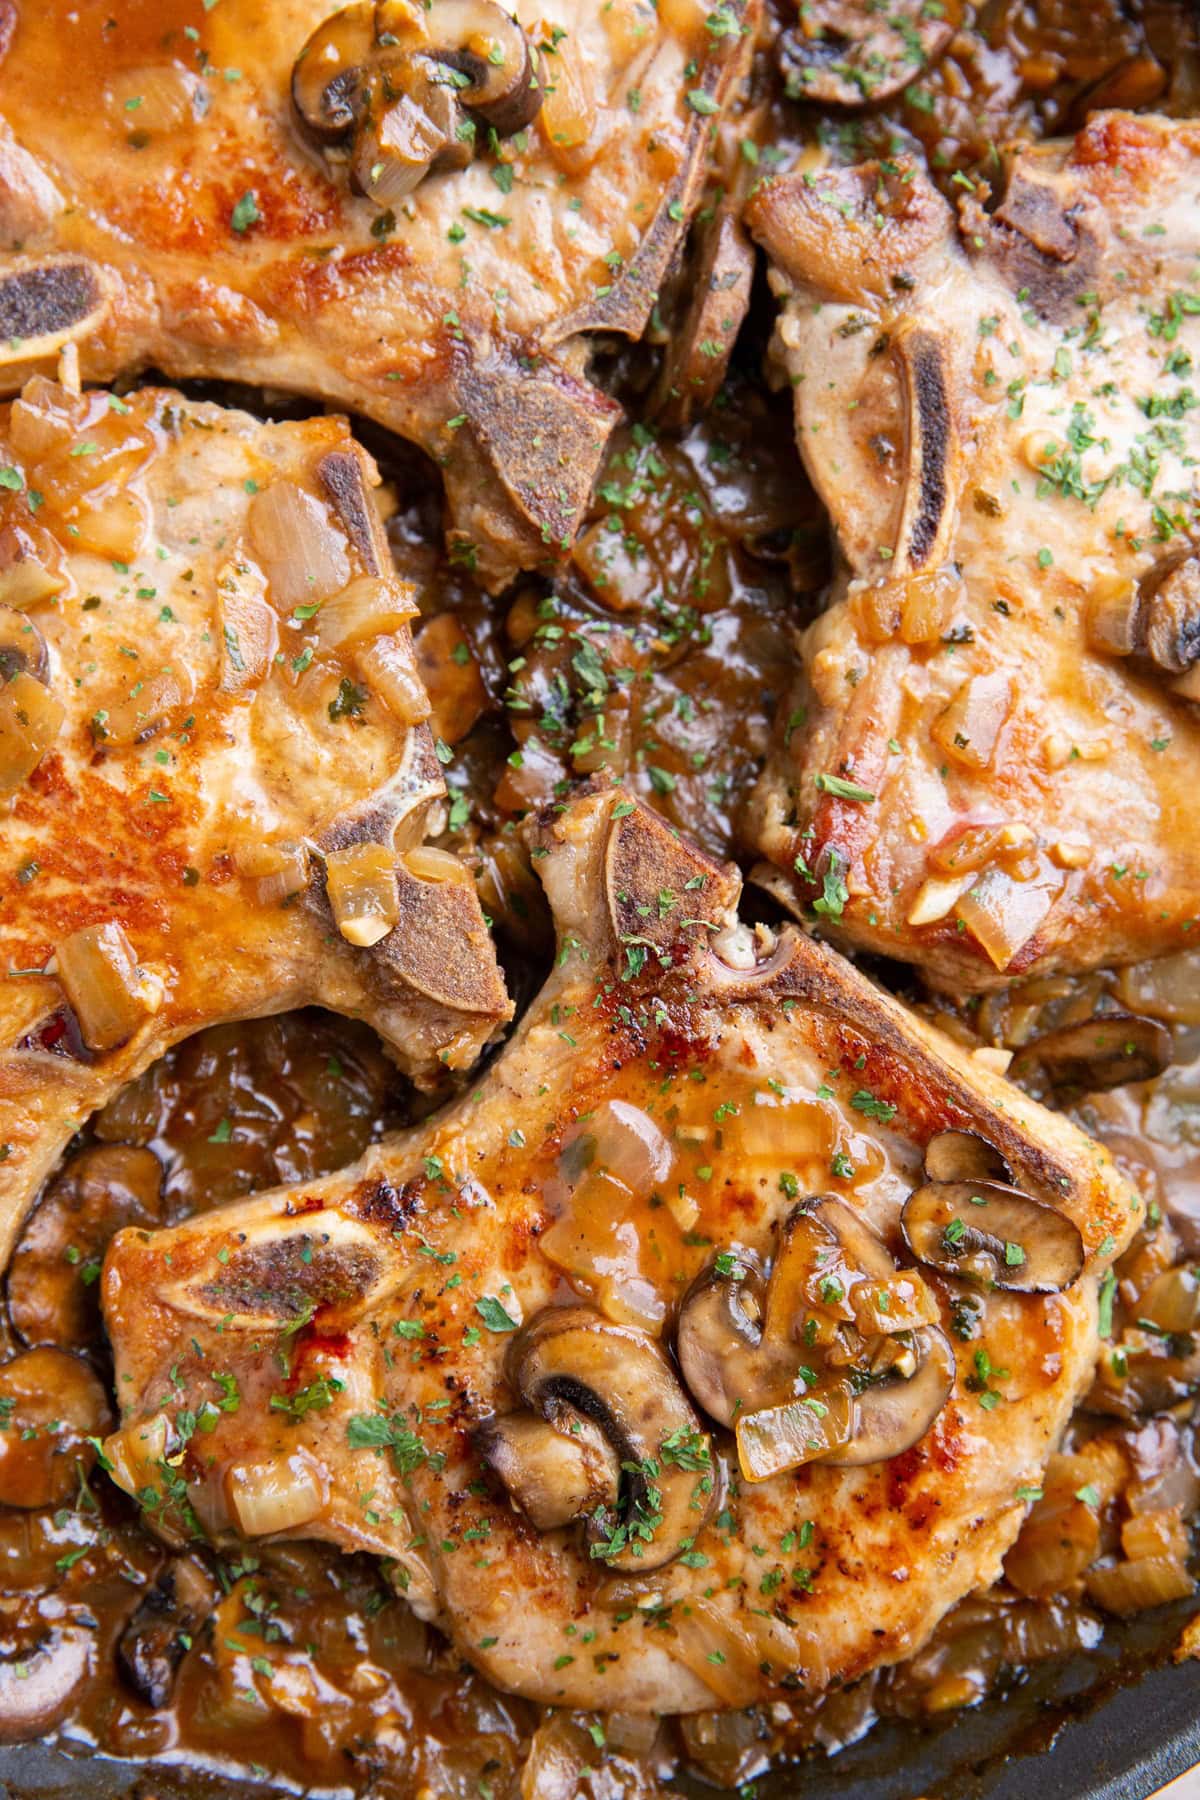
[746,113,1200,990]
[0,370,509,1264]
[100,787,1137,1714]
[0,0,755,588]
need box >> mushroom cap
[676,1253,777,1428]
[1010,1012,1172,1096]
[901,1179,1086,1294]
[821,1326,956,1468]
[476,1407,620,1533]
[923,1129,1012,1186]
[507,1305,716,1572]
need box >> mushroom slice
[293,0,542,197]
[764,1197,939,1341]
[1009,1013,1172,1096]
[1140,553,1200,675]
[0,1624,92,1743]
[822,1326,955,1469]
[923,1129,1011,1186]
[503,1306,715,1571]
[778,0,955,108]
[901,1181,1085,1294]
[116,1555,216,1710]
[676,1254,781,1428]
[476,1408,619,1533]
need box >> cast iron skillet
[0,1596,1197,1800]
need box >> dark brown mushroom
[902,1180,1085,1295]
[116,1556,216,1710]
[1009,1013,1171,1096]
[778,0,956,108]
[8,1143,164,1350]
[0,1625,92,1742]
[293,0,541,202]
[0,1347,112,1508]
[1086,1329,1200,1419]
[823,1326,956,1468]
[735,1327,955,1481]
[1141,553,1200,675]
[493,1306,716,1571]
[0,604,49,685]
[676,1253,787,1428]
[924,1130,1011,1186]
[476,1408,619,1532]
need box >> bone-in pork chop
[100,789,1136,1714]
[0,372,509,1263]
[746,113,1200,990]
[0,0,754,588]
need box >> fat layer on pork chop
[747,113,1200,990]
[0,373,509,1264]
[0,0,755,588]
[100,789,1137,1714]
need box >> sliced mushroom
[495,1306,715,1571]
[902,1181,1084,1294]
[0,1347,112,1508]
[1009,1013,1171,1096]
[924,1130,1011,1186]
[0,605,49,685]
[116,1556,216,1710]
[293,0,541,202]
[476,1408,619,1532]
[778,0,955,108]
[1141,553,1200,675]
[1086,1327,1200,1418]
[735,1327,955,1481]
[0,1625,92,1742]
[823,1326,955,1468]
[8,1144,164,1350]
[676,1254,787,1428]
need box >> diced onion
[65,490,149,561]
[1004,1495,1099,1598]
[955,864,1062,971]
[226,1453,328,1537]
[401,845,474,887]
[1138,1266,1200,1335]
[324,842,399,948]
[536,38,600,174]
[217,558,276,691]
[9,380,85,458]
[849,1271,940,1336]
[316,575,418,649]
[585,1100,673,1197]
[907,875,966,927]
[103,1411,169,1501]
[900,569,961,645]
[353,635,431,725]
[1116,951,1200,1026]
[93,667,187,747]
[103,65,202,134]
[1085,1554,1194,1616]
[539,1170,667,1334]
[413,612,486,745]
[248,480,350,614]
[53,920,161,1051]
[236,838,311,908]
[0,525,64,609]
[1121,1506,1188,1563]
[0,669,64,792]
[931,673,1013,770]
[1086,576,1139,656]
[736,1386,855,1482]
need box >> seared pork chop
[747,113,1200,989]
[0,372,509,1263]
[0,0,754,588]
[100,788,1136,1713]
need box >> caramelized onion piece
[1086,1555,1195,1616]
[324,841,400,947]
[235,837,311,908]
[1009,1013,1171,1095]
[902,1180,1084,1294]
[247,480,350,614]
[736,1384,855,1482]
[0,667,64,793]
[0,605,48,683]
[226,1452,329,1537]
[316,574,416,649]
[53,920,161,1051]
[401,845,473,887]
[499,1306,715,1571]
